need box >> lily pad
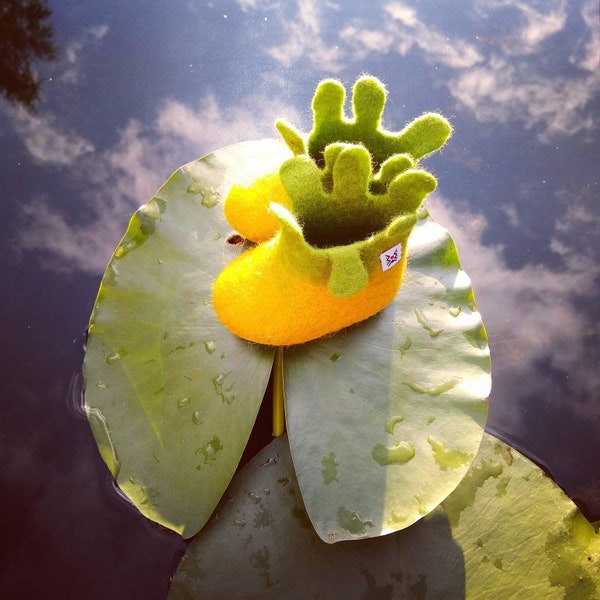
[284,211,491,542]
[168,433,600,599]
[84,138,489,541]
[83,140,291,537]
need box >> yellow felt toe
[212,240,406,346]
[223,173,292,243]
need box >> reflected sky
[1,0,599,597]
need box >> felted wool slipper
[213,76,452,346]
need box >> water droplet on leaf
[177,397,191,408]
[384,416,404,435]
[105,348,127,364]
[427,436,474,470]
[203,340,216,354]
[212,372,235,404]
[321,452,339,484]
[337,507,374,535]
[372,442,416,466]
[195,436,223,467]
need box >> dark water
[1,0,598,597]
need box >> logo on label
[379,243,402,272]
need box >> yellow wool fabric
[213,76,450,346]
[223,173,291,243]
[213,236,406,346]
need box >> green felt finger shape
[274,119,306,156]
[388,169,438,214]
[279,145,434,250]
[326,245,370,298]
[370,153,415,193]
[84,140,291,537]
[331,145,371,200]
[352,75,387,128]
[168,433,599,599]
[285,76,453,166]
[283,211,491,543]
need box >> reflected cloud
[450,56,600,140]
[264,0,343,72]
[575,0,600,71]
[425,192,600,422]
[453,0,598,140]
[60,24,110,84]
[332,0,597,142]
[340,3,483,68]
[16,93,300,274]
[474,0,567,54]
[155,93,301,150]
[8,105,94,165]
[236,0,259,10]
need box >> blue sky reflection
[1,0,598,595]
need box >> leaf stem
[272,347,285,437]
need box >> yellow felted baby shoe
[213,76,451,346]
[223,172,292,243]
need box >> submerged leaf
[169,433,600,599]
[84,140,291,537]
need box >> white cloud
[339,3,483,69]
[573,0,600,71]
[384,2,418,27]
[265,0,343,72]
[518,1,566,49]
[498,202,520,228]
[9,106,94,165]
[60,25,110,84]
[236,0,258,10]
[446,0,598,140]
[402,25,483,69]
[155,93,301,151]
[336,1,596,143]
[17,93,300,274]
[338,25,395,60]
[450,56,600,140]
[474,0,567,53]
[424,192,600,422]
[18,121,172,274]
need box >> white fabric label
[379,242,402,271]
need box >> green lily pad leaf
[84,140,292,538]
[284,211,491,542]
[168,433,600,599]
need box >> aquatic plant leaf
[168,433,600,599]
[84,140,291,538]
[284,212,491,542]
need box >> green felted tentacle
[275,119,306,156]
[278,142,437,249]
[312,78,346,127]
[320,143,346,192]
[326,246,369,298]
[269,202,414,295]
[394,113,453,162]
[388,170,438,214]
[370,154,414,193]
[278,155,325,223]
[291,75,452,166]
[269,202,329,283]
[352,75,387,129]
[331,146,371,201]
